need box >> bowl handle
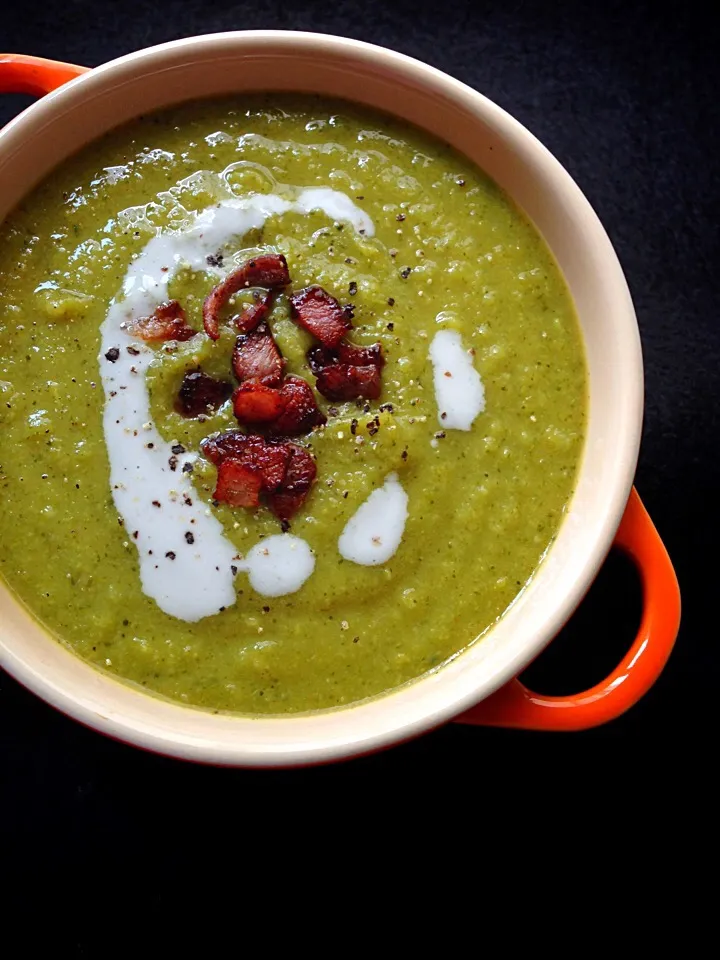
[454,488,680,730]
[0,54,89,96]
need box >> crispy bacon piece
[307,341,384,374]
[234,291,274,333]
[307,339,384,402]
[203,253,290,340]
[232,381,285,425]
[314,363,382,402]
[201,430,252,466]
[307,344,335,375]
[213,459,263,508]
[177,370,233,417]
[232,323,284,387]
[202,431,316,521]
[202,431,290,490]
[126,300,196,342]
[337,341,384,368]
[289,285,352,348]
[267,444,317,522]
[269,376,327,436]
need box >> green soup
[0,95,587,714]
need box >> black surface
[1,0,717,861]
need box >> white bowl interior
[0,32,642,765]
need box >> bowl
[0,32,680,766]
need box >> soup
[0,96,587,713]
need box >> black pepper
[152,500,161,508]
[387,297,395,306]
[396,213,406,221]
[185,531,194,544]
[280,519,290,533]
[401,450,408,461]
[348,281,357,297]
[387,322,394,331]
[171,443,185,455]
[168,455,178,471]
[165,551,176,560]
[127,345,140,356]
[350,418,358,435]
[400,266,412,279]
[104,347,120,363]
[182,462,194,474]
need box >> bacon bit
[232,322,284,387]
[213,459,263,508]
[200,430,250,465]
[307,339,384,401]
[126,300,196,343]
[307,340,384,374]
[232,381,286,424]
[176,370,233,417]
[234,290,274,333]
[289,285,352,348]
[267,444,317,522]
[269,376,326,436]
[201,432,289,490]
[315,364,381,402]
[250,442,292,491]
[203,253,290,340]
[202,432,315,521]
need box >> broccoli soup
[0,95,587,713]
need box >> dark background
[1,0,717,866]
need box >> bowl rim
[0,30,643,766]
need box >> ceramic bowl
[0,32,680,765]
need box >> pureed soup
[0,95,587,714]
